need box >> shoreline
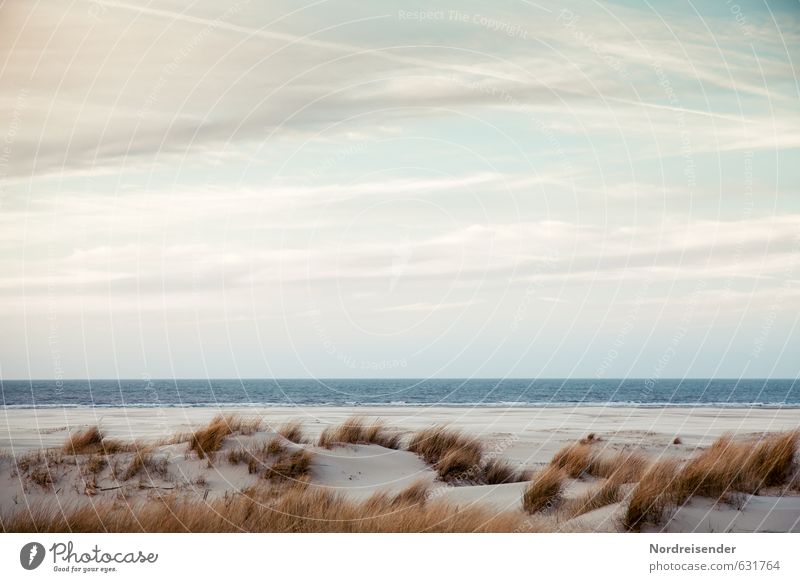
[2,405,798,456]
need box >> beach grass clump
[28,465,57,489]
[482,457,529,485]
[277,420,306,444]
[408,426,484,482]
[317,416,401,450]
[623,431,799,531]
[436,447,483,482]
[561,479,624,520]
[264,449,314,483]
[549,443,593,478]
[550,441,648,483]
[83,455,107,476]
[188,415,261,459]
[589,450,649,484]
[63,427,104,454]
[13,449,67,489]
[391,479,431,506]
[622,458,681,531]
[677,431,798,499]
[227,437,290,474]
[0,482,530,533]
[120,447,169,481]
[523,465,566,513]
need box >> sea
[0,378,797,408]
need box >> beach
[1,405,798,533]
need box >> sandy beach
[1,406,798,533]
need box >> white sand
[1,406,798,532]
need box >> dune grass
[227,437,290,474]
[264,449,314,483]
[482,457,529,485]
[0,482,530,533]
[623,431,799,531]
[82,454,107,476]
[523,465,566,513]
[622,458,682,531]
[188,415,262,459]
[63,427,104,454]
[408,426,485,482]
[119,447,169,481]
[277,421,307,445]
[560,480,624,520]
[317,416,401,450]
[550,441,648,483]
[390,479,431,506]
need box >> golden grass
[228,437,292,474]
[317,416,401,450]
[0,483,530,533]
[589,450,649,484]
[623,431,799,531]
[277,421,306,444]
[390,479,431,506]
[549,442,648,483]
[676,431,797,499]
[560,480,623,520]
[483,458,529,485]
[63,427,104,454]
[188,415,260,459]
[408,426,484,482]
[264,449,314,483]
[120,448,169,481]
[523,465,566,513]
[622,458,681,531]
[549,443,593,477]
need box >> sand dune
[1,406,798,532]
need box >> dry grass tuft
[264,449,314,483]
[677,431,798,498]
[391,479,431,506]
[549,443,593,478]
[120,448,169,481]
[12,450,66,489]
[408,426,484,482]
[83,455,107,475]
[227,438,289,474]
[28,465,56,489]
[277,421,306,444]
[317,416,401,450]
[63,427,104,454]
[482,457,529,485]
[523,465,566,513]
[589,450,649,484]
[623,431,799,531]
[188,415,259,459]
[622,458,681,531]
[436,447,483,483]
[561,480,623,520]
[1,483,529,533]
[549,442,648,483]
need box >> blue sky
[0,0,798,379]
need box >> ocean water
[0,378,797,408]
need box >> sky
[0,0,798,380]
